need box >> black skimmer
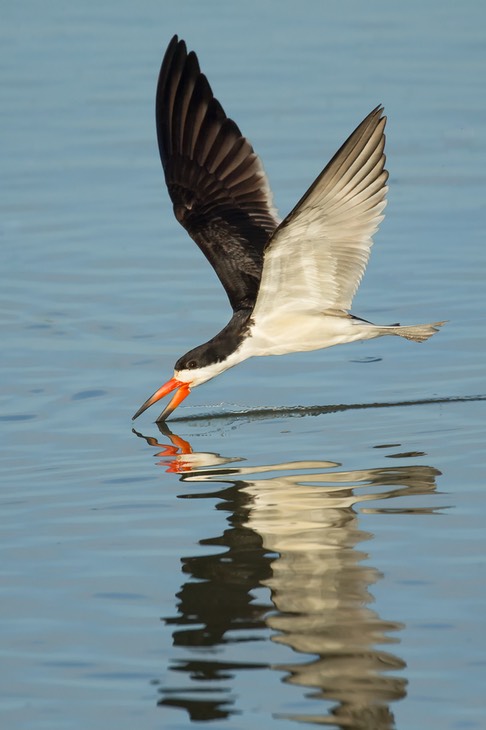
[133,35,444,422]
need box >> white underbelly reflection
[135,423,441,727]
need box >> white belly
[242,310,379,357]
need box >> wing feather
[252,107,388,320]
[156,36,279,312]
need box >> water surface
[1,1,485,729]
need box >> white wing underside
[252,107,388,325]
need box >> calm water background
[2,1,485,728]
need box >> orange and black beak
[132,377,191,422]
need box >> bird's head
[132,344,234,422]
[133,311,252,421]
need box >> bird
[132,35,444,422]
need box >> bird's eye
[186,359,198,369]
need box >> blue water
[2,1,486,728]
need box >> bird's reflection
[134,425,442,728]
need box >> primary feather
[253,106,388,320]
[156,35,279,312]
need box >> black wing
[156,36,279,312]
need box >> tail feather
[379,320,446,343]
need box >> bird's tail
[378,320,446,343]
